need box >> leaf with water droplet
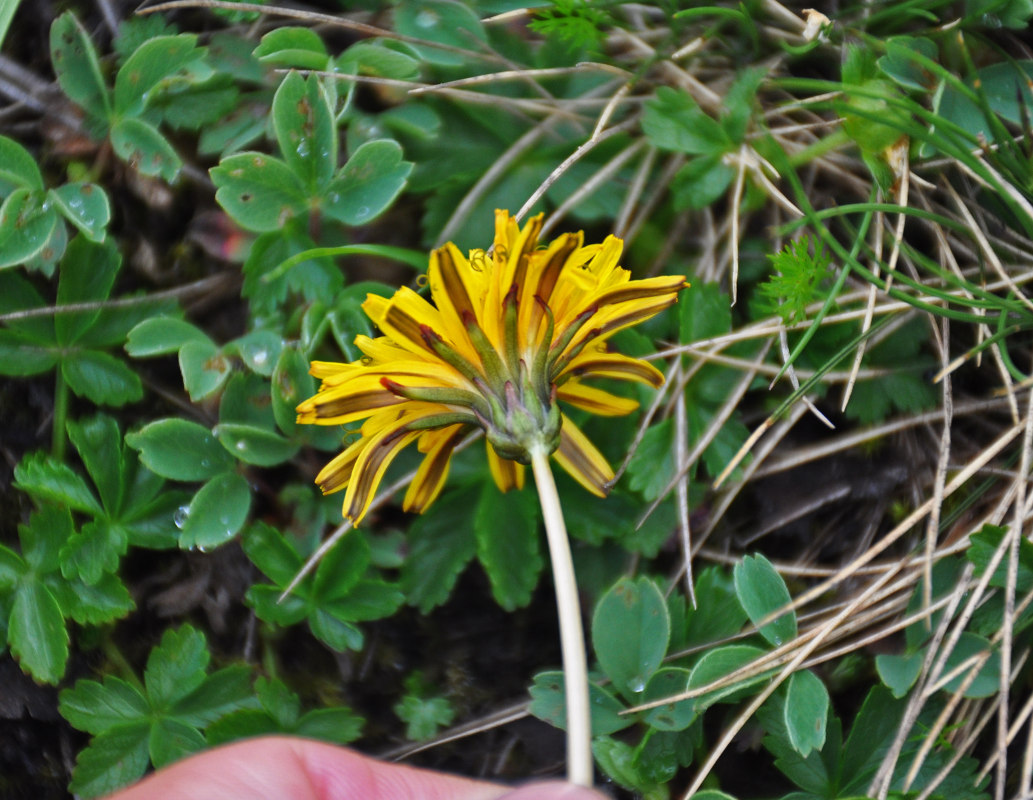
[126,418,235,481]
[179,471,250,550]
[214,422,299,467]
[49,182,110,242]
[272,71,336,194]
[592,576,670,702]
[323,139,412,227]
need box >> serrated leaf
[13,451,102,514]
[323,139,412,226]
[309,608,364,652]
[62,350,143,406]
[214,422,299,466]
[125,316,208,357]
[144,625,209,709]
[0,330,58,375]
[312,530,371,601]
[734,553,797,646]
[62,571,134,625]
[19,505,73,573]
[324,579,403,622]
[474,482,541,611]
[67,414,124,513]
[253,26,328,69]
[49,182,110,242]
[0,187,59,268]
[148,716,206,770]
[114,34,205,116]
[50,12,111,122]
[178,339,231,401]
[172,665,255,727]
[626,417,675,501]
[60,520,127,585]
[394,693,454,741]
[68,723,151,798]
[400,484,478,612]
[0,134,44,191]
[529,671,635,735]
[126,418,235,481]
[179,471,251,550]
[110,117,182,182]
[9,581,69,684]
[56,236,120,345]
[246,584,309,627]
[59,677,148,735]
[211,152,307,232]
[295,707,364,744]
[592,576,670,700]
[273,71,336,193]
[643,87,731,155]
[784,670,829,757]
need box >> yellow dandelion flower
[297,210,687,524]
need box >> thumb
[496,781,608,800]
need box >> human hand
[104,736,607,800]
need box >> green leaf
[19,505,73,573]
[48,182,110,242]
[214,422,299,466]
[323,139,413,226]
[125,316,208,357]
[688,644,770,711]
[942,633,1000,698]
[178,339,231,401]
[967,524,1033,593]
[323,579,403,622]
[253,26,329,69]
[68,723,151,798]
[0,187,59,268]
[113,34,205,117]
[144,625,209,709]
[0,330,58,375]
[309,607,364,652]
[246,584,309,627]
[126,418,235,481]
[110,117,183,181]
[876,651,923,698]
[62,350,143,406]
[338,40,420,81]
[394,693,455,741]
[312,531,371,601]
[642,667,696,732]
[734,553,797,646]
[67,414,124,514]
[784,670,829,757]
[211,152,307,232]
[592,576,670,700]
[179,472,251,550]
[60,520,127,584]
[172,665,254,727]
[14,451,102,514]
[242,522,303,587]
[56,236,120,345]
[393,0,487,66]
[626,418,675,501]
[272,344,315,435]
[59,677,149,735]
[0,134,44,191]
[672,154,736,210]
[528,671,635,735]
[877,36,938,92]
[400,483,478,612]
[643,87,731,155]
[63,571,134,625]
[50,12,111,122]
[0,545,26,589]
[295,707,364,744]
[273,71,336,193]
[9,581,69,684]
[231,329,283,377]
[148,716,206,769]
[474,482,541,611]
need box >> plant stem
[530,445,592,787]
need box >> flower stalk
[530,444,592,787]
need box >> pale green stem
[530,445,592,787]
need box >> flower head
[297,210,687,524]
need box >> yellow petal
[559,349,665,388]
[553,414,613,497]
[486,441,525,493]
[403,424,466,513]
[314,436,365,495]
[343,421,421,525]
[296,373,402,425]
[556,382,639,416]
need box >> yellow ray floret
[297,210,687,524]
